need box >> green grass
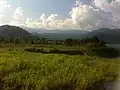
[0,47,119,90]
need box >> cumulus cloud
[93,0,120,28]
[0,0,13,25]
[25,14,64,29]
[69,0,120,29]
[0,0,26,26]
[69,4,115,30]
[11,7,26,26]
[25,0,120,30]
[1,0,120,30]
[93,0,111,12]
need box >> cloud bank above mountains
[0,0,120,30]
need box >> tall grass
[0,49,119,90]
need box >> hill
[29,28,120,43]
[22,27,88,40]
[0,25,31,38]
[88,28,120,44]
[22,26,88,34]
[1,25,120,44]
[36,33,86,40]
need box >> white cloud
[25,17,32,24]
[75,0,82,6]
[93,0,111,12]
[0,0,120,30]
[0,0,26,26]
[93,0,120,28]
[68,0,120,30]
[25,0,119,30]
[0,0,13,25]
[69,3,116,30]
[11,7,26,26]
[25,14,64,29]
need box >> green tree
[41,38,47,44]
[65,38,73,46]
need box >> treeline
[0,36,105,46]
[64,36,106,47]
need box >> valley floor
[0,45,119,90]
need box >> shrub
[50,48,60,53]
[25,48,36,52]
[87,47,119,58]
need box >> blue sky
[0,0,120,30]
[8,0,76,19]
[8,0,90,19]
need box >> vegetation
[1,25,120,44]
[86,47,119,58]
[0,48,119,90]
[24,36,119,58]
[25,47,85,55]
[88,28,120,44]
[0,25,31,38]
[0,25,120,90]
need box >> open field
[0,45,119,90]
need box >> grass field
[0,45,119,90]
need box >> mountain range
[22,26,88,34]
[0,25,31,37]
[87,28,120,44]
[0,25,120,44]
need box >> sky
[0,0,120,30]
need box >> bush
[25,47,85,55]
[50,48,60,53]
[87,47,119,58]
[25,46,119,58]
[25,48,36,52]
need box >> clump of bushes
[86,47,119,58]
[25,48,44,52]
[25,47,119,58]
[25,48,84,55]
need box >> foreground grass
[0,49,119,90]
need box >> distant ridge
[0,25,31,37]
[21,26,88,34]
[87,28,120,43]
[0,25,120,44]
[22,26,120,43]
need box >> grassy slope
[0,48,119,90]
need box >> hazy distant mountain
[32,31,88,40]
[37,33,86,40]
[1,25,120,43]
[22,27,55,34]
[87,28,120,43]
[0,25,31,37]
[88,28,120,35]
[21,27,88,39]
[29,27,120,43]
[21,26,88,34]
